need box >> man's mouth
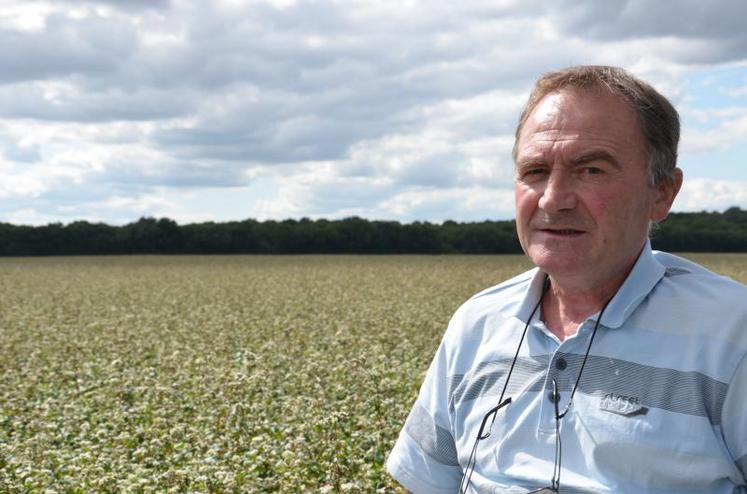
[539,228,584,236]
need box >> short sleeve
[386,336,462,493]
[722,352,747,484]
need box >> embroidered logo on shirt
[600,393,648,416]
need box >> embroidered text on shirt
[599,393,649,417]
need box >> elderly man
[386,66,747,493]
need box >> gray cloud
[554,0,747,41]
[387,150,466,189]
[1,136,40,163]
[552,0,747,64]
[0,11,137,84]
[58,0,171,9]
[95,161,251,188]
[0,85,193,122]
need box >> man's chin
[527,249,588,276]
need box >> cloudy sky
[2,0,747,226]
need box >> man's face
[514,88,676,287]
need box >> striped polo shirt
[387,242,747,493]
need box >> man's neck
[541,273,626,341]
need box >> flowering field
[1,254,744,492]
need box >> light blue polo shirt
[387,242,747,493]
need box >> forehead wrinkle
[522,129,627,155]
[516,135,627,172]
[571,149,621,169]
[516,131,581,163]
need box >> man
[386,66,747,493]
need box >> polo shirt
[386,242,747,493]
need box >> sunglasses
[459,278,611,494]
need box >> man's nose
[537,170,577,212]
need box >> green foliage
[650,207,747,252]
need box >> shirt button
[555,357,568,371]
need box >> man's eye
[584,166,604,175]
[523,168,547,176]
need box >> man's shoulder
[439,267,537,361]
[449,267,537,326]
[653,250,716,276]
[653,251,747,300]
[651,251,747,341]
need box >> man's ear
[650,167,683,223]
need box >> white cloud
[681,107,747,153]
[726,85,747,97]
[0,166,48,199]
[674,178,747,212]
[0,2,54,33]
[4,208,53,226]
[379,187,515,222]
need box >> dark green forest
[1,207,745,256]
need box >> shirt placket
[538,320,593,434]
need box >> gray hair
[513,65,680,186]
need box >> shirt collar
[601,239,665,328]
[513,267,547,323]
[513,240,665,328]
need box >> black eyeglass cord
[460,275,613,494]
[548,293,613,492]
[551,378,562,492]
[459,276,549,494]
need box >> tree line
[0,207,745,256]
